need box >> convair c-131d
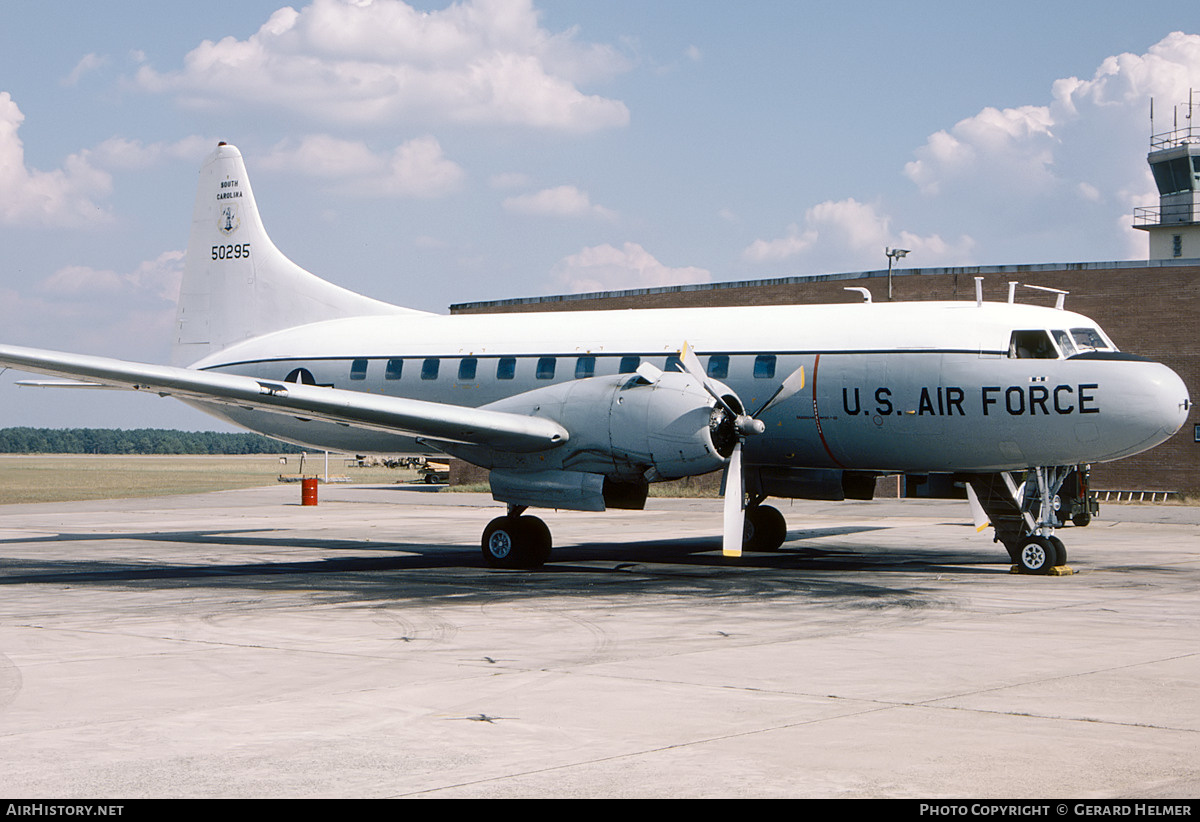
[0,143,1190,573]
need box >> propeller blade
[722,440,744,557]
[753,364,805,417]
[679,342,739,417]
[635,361,664,384]
[965,483,990,533]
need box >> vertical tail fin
[172,143,420,366]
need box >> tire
[481,515,551,569]
[1071,511,1091,527]
[743,505,787,552]
[1016,536,1058,575]
[520,516,553,567]
[1049,535,1067,566]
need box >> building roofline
[449,258,1200,312]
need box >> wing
[0,344,568,453]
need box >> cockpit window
[1051,330,1077,357]
[1008,330,1057,359]
[1070,327,1109,353]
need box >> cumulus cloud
[743,224,818,263]
[744,198,974,272]
[37,251,185,303]
[4,251,185,358]
[902,31,1200,261]
[136,0,631,132]
[551,242,710,293]
[502,185,616,219]
[0,93,113,227]
[905,105,1057,197]
[262,134,465,197]
[62,53,108,87]
[88,136,214,170]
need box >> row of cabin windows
[344,353,780,382]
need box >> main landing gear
[481,505,552,569]
[743,501,788,552]
[480,500,793,569]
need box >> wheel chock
[1009,564,1075,576]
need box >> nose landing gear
[1009,466,1076,575]
[967,467,1082,575]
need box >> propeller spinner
[678,343,804,557]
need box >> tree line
[0,428,307,455]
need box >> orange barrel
[301,477,319,506]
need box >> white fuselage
[191,299,1190,474]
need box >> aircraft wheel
[743,505,787,552]
[520,516,553,567]
[481,515,551,569]
[1016,536,1058,575]
[1049,535,1067,566]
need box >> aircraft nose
[1144,360,1190,440]
[1088,357,1191,463]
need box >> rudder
[172,142,419,366]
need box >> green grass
[0,454,419,505]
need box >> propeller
[677,343,805,557]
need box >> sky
[2,0,1200,430]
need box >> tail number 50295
[212,244,251,260]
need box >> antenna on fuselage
[1006,281,1069,309]
[1022,284,1069,310]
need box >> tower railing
[1133,204,1198,227]
[1150,127,1200,149]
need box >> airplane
[0,143,1191,573]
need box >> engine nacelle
[448,371,735,481]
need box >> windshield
[1051,330,1077,357]
[1070,327,1113,353]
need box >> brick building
[452,259,1199,497]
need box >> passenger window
[350,359,368,380]
[619,356,640,374]
[385,359,403,380]
[1008,330,1057,359]
[458,357,477,381]
[753,354,776,379]
[575,356,595,379]
[497,357,516,380]
[536,357,556,380]
[421,358,440,380]
[707,354,729,379]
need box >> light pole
[886,247,910,301]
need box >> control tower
[1134,94,1200,259]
